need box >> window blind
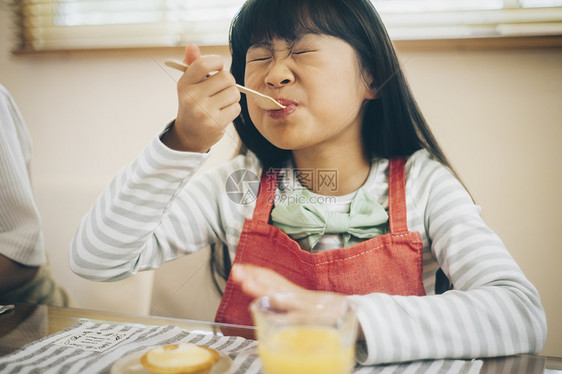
[11,0,562,52]
[373,0,562,39]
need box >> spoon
[164,60,286,111]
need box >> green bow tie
[271,188,388,249]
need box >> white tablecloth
[0,319,482,374]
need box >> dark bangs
[230,0,360,51]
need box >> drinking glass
[250,293,358,374]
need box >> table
[1,303,561,373]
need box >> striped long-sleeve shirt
[0,84,45,266]
[69,133,547,365]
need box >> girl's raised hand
[162,44,241,153]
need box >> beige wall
[1,8,560,357]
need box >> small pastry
[140,343,220,374]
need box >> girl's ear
[360,68,379,99]
[364,84,380,100]
[362,73,379,100]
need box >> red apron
[215,158,425,326]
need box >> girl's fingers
[268,292,308,311]
[190,87,240,127]
[169,44,238,152]
[231,265,263,297]
[183,43,201,65]
[232,265,351,322]
[176,70,239,125]
[232,264,304,298]
[177,70,238,114]
[210,85,241,110]
[180,55,225,85]
[214,103,241,125]
[195,70,237,99]
[269,292,350,325]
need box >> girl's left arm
[350,152,547,364]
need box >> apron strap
[252,158,409,232]
[388,157,408,234]
[252,167,279,223]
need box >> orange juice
[258,326,354,374]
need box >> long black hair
[211,0,458,293]
[229,0,452,169]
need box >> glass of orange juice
[250,293,358,374]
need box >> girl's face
[244,34,373,155]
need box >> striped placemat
[0,319,482,373]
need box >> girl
[70,0,546,365]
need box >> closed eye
[292,50,313,55]
[249,57,271,62]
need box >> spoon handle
[163,60,285,110]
